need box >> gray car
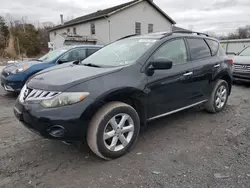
[233,45,250,82]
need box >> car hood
[233,56,250,64]
[27,64,123,91]
[4,60,43,73]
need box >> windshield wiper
[82,63,101,68]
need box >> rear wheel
[87,102,140,160]
[204,79,229,113]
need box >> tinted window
[187,38,211,60]
[152,39,188,65]
[60,49,86,62]
[87,48,99,57]
[206,39,219,56]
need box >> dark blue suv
[1,45,102,92]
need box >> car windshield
[38,47,72,62]
[239,46,250,56]
[81,38,158,67]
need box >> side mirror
[57,59,68,64]
[150,58,173,70]
[73,60,80,65]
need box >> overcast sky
[0,0,250,35]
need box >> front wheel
[204,79,229,113]
[87,102,140,160]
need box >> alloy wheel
[215,85,227,109]
[103,113,134,152]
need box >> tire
[204,79,229,113]
[87,101,140,160]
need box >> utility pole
[16,37,21,59]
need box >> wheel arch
[81,87,148,131]
[213,71,232,95]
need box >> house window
[148,24,153,33]
[91,23,95,35]
[67,28,70,33]
[135,22,141,35]
[73,27,76,34]
[54,32,56,36]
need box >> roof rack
[116,34,139,41]
[163,30,209,38]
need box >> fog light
[48,125,65,138]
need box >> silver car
[233,45,250,82]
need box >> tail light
[228,58,233,65]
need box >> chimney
[60,14,64,25]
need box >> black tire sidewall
[96,106,140,159]
[213,80,229,112]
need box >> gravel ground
[0,84,250,188]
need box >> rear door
[185,37,214,102]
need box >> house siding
[49,0,173,47]
[109,1,172,42]
[49,19,109,46]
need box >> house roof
[50,0,176,31]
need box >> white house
[49,0,176,49]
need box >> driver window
[152,39,188,65]
[59,49,86,63]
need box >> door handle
[214,64,220,68]
[183,72,193,76]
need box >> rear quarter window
[187,38,211,60]
[205,39,219,56]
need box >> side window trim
[183,37,192,62]
[205,38,219,56]
[150,37,189,66]
[204,39,213,56]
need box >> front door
[146,38,197,119]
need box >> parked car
[232,45,250,82]
[1,45,102,92]
[14,31,233,160]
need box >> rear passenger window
[187,38,211,60]
[205,39,219,56]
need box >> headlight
[11,66,29,74]
[40,92,89,108]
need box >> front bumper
[1,74,24,92]
[13,97,95,141]
[233,72,250,83]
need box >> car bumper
[233,72,250,83]
[1,74,23,92]
[13,97,95,141]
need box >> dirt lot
[0,84,250,188]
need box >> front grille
[19,85,60,103]
[233,64,250,73]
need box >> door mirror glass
[151,58,173,70]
